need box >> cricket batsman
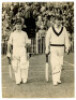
[7,19,30,85]
[45,16,70,86]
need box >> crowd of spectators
[2,2,74,54]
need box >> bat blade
[9,64,12,79]
[45,63,49,82]
[45,54,49,82]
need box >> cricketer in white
[7,21,30,85]
[45,17,70,86]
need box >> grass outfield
[2,53,74,98]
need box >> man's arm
[7,33,13,60]
[45,28,51,54]
[7,33,13,78]
[25,32,31,49]
[25,32,31,58]
[64,28,71,54]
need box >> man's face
[55,20,60,25]
[55,19,62,27]
[15,24,22,30]
[49,17,56,26]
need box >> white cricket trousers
[50,46,64,84]
[15,66,29,84]
[12,47,29,84]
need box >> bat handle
[7,57,11,64]
[46,54,48,62]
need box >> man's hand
[7,53,11,64]
[65,48,70,55]
[7,52,11,58]
[45,49,50,55]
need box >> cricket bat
[27,44,31,68]
[45,54,49,82]
[7,57,12,79]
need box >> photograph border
[0,0,76,100]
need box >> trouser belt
[50,44,65,46]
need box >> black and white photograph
[1,1,74,98]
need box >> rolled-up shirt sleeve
[25,32,29,44]
[8,33,13,45]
